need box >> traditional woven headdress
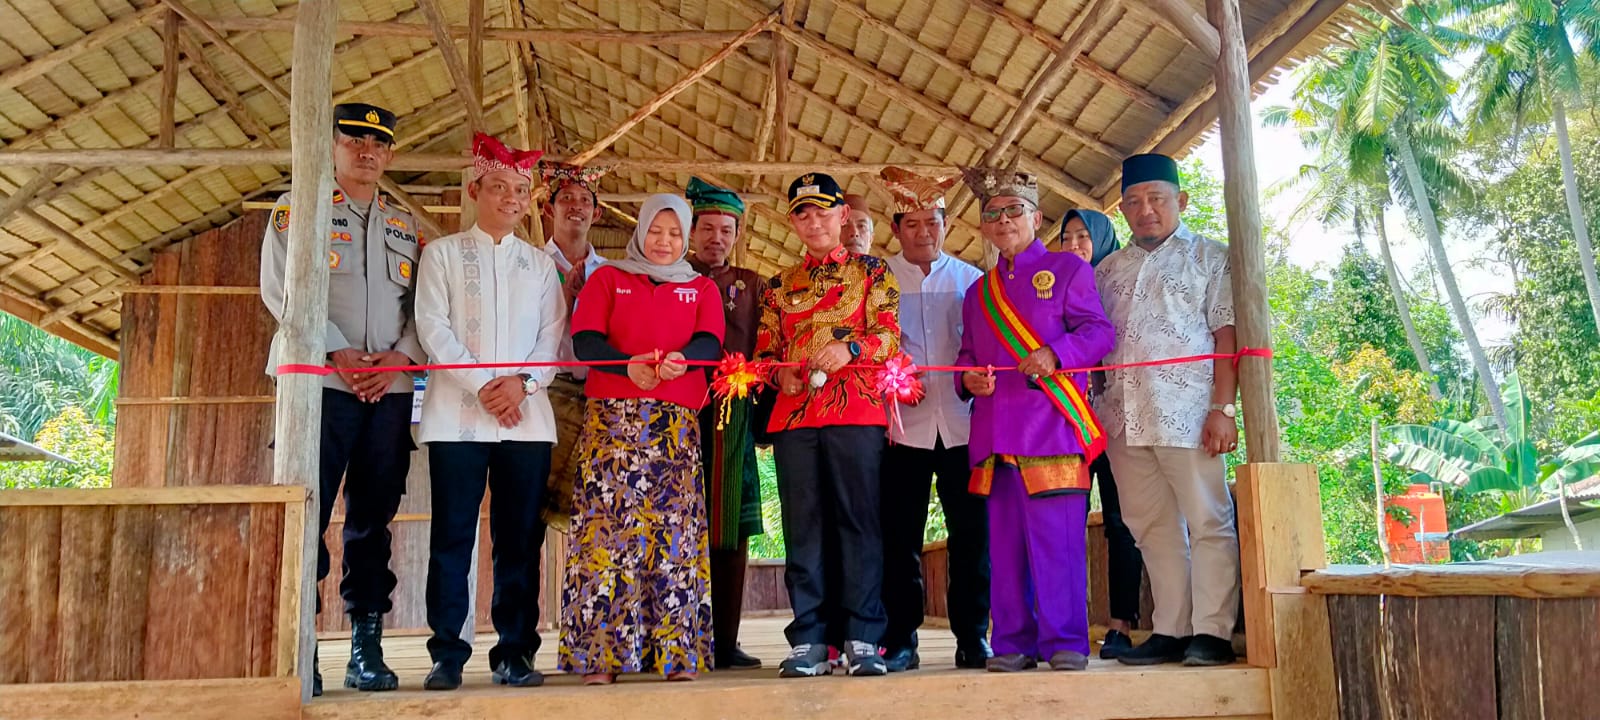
[881,167,957,214]
[540,160,611,199]
[960,167,1040,206]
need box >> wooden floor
[306,617,1271,720]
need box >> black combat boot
[345,612,400,691]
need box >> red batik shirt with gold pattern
[756,244,902,431]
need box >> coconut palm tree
[1457,0,1600,335]
[1264,109,1448,401]
[1273,3,1504,427]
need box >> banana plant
[1384,372,1596,547]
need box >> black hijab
[1060,208,1120,267]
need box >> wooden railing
[1302,553,1600,720]
[0,486,306,720]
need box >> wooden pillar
[1206,0,1279,462]
[276,0,337,702]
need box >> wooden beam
[1209,0,1280,462]
[0,206,139,283]
[418,0,485,133]
[1097,0,1340,201]
[963,0,1175,114]
[279,0,338,702]
[177,30,275,145]
[746,0,790,194]
[376,177,446,241]
[159,0,290,106]
[505,0,544,244]
[158,10,181,149]
[0,282,118,359]
[0,165,64,229]
[759,18,1100,208]
[772,0,796,166]
[1135,0,1221,60]
[468,0,485,107]
[982,0,1117,166]
[0,5,166,94]
[195,15,764,45]
[567,11,779,166]
[828,0,1123,160]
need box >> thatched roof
[0,0,1375,358]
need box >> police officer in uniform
[260,103,423,695]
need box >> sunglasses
[980,203,1034,223]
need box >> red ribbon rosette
[874,352,925,441]
[710,352,769,429]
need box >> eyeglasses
[980,203,1033,223]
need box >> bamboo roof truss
[0,0,1377,358]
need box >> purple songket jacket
[956,239,1115,469]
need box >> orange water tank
[1384,483,1450,563]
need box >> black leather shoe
[493,656,545,687]
[954,639,992,669]
[424,662,463,691]
[1099,629,1134,660]
[714,646,764,670]
[345,612,399,691]
[1182,634,1237,666]
[1116,634,1191,666]
[312,648,323,697]
[883,647,920,672]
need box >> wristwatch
[847,341,862,359]
[1210,402,1237,419]
[519,373,538,396]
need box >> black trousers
[317,388,412,616]
[880,439,991,651]
[424,441,551,668]
[1090,452,1144,624]
[772,426,887,646]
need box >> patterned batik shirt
[755,244,901,431]
[1094,223,1234,449]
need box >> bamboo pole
[159,0,290,106]
[1135,0,1221,60]
[468,0,485,107]
[1208,0,1280,462]
[115,285,259,295]
[567,11,779,166]
[0,5,165,94]
[963,0,1174,114]
[277,0,337,702]
[418,0,485,133]
[0,165,63,228]
[193,15,763,45]
[179,30,275,145]
[158,10,181,149]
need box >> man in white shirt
[414,134,566,690]
[877,168,990,671]
[1096,153,1241,667]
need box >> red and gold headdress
[471,133,543,183]
[881,167,957,214]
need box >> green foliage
[0,311,119,439]
[0,406,114,489]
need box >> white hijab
[607,193,701,284]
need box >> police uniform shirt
[260,184,425,395]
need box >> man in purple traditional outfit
[955,167,1114,672]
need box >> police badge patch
[272,206,290,232]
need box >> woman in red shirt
[558,193,726,685]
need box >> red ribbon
[278,347,1274,378]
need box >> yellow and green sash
[978,269,1106,459]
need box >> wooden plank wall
[1324,593,1600,719]
[0,498,290,683]
[114,211,276,488]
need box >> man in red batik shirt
[757,173,901,679]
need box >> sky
[1188,81,1516,346]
